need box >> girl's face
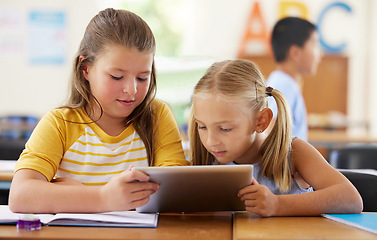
[193,94,259,164]
[84,45,153,122]
[297,31,322,74]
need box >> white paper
[0,205,158,228]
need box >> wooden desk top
[0,171,13,182]
[233,212,377,240]
[0,160,16,182]
[308,129,377,147]
[0,212,233,240]
[1,212,376,240]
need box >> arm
[9,167,159,213]
[9,110,159,213]
[239,138,362,216]
[278,138,363,215]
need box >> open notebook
[0,205,158,228]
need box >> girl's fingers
[243,199,257,208]
[131,181,160,192]
[239,192,258,202]
[126,187,158,209]
[238,185,258,197]
[130,189,157,202]
[120,168,151,183]
[127,195,151,210]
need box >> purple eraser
[17,215,41,230]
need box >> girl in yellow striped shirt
[10,8,188,214]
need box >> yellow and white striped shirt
[15,99,188,185]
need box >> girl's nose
[206,131,220,147]
[122,78,137,95]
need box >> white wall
[0,0,97,118]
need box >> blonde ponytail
[260,88,293,192]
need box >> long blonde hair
[189,59,293,192]
[64,8,157,165]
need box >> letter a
[238,1,269,58]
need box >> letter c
[317,2,352,53]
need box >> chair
[0,138,25,205]
[329,144,377,170]
[340,170,377,212]
[0,138,26,160]
[0,189,9,205]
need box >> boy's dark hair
[271,17,316,62]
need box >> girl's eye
[220,128,232,132]
[111,75,123,80]
[198,126,207,130]
[137,77,148,81]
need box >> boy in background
[267,17,322,141]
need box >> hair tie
[266,86,273,97]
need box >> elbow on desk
[351,193,363,214]
[322,182,363,215]
[336,185,363,214]
[8,180,34,214]
[8,190,39,214]
[343,175,364,214]
[8,188,25,213]
[342,198,363,214]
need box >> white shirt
[267,70,308,140]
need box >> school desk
[233,212,377,240]
[0,171,12,182]
[308,129,377,149]
[1,212,376,240]
[0,159,15,181]
[0,212,232,240]
[308,129,377,159]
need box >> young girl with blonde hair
[10,8,188,214]
[189,59,362,216]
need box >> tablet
[134,165,253,213]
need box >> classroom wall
[0,0,97,117]
[1,0,377,137]
[181,0,377,137]
[368,0,377,137]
